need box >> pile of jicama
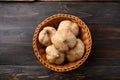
[38,20,85,64]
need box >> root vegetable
[66,39,85,62]
[58,20,79,36]
[46,45,65,64]
[38,27,56,46]
[51,29,77,52]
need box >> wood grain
[0,65,120,80]
[0,0,119,2]
[38,0,120,2]
[0,0,34,1]
[0,2,120,80]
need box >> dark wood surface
[0,0,120,2]
[0,2,120,80]
[0,0,34,1]
[38,0,120,2]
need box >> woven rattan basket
[33,14,92,72]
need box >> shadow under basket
[33,14,92,72]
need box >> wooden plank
[38,0,120,2]
[0,65,120,80]
[0,0,119,1]
[0,0,34,1]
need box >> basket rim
[33,13,92,72]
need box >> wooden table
[0,1,120,80]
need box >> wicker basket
[33,14,92,72]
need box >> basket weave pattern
[33,14,92,72]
